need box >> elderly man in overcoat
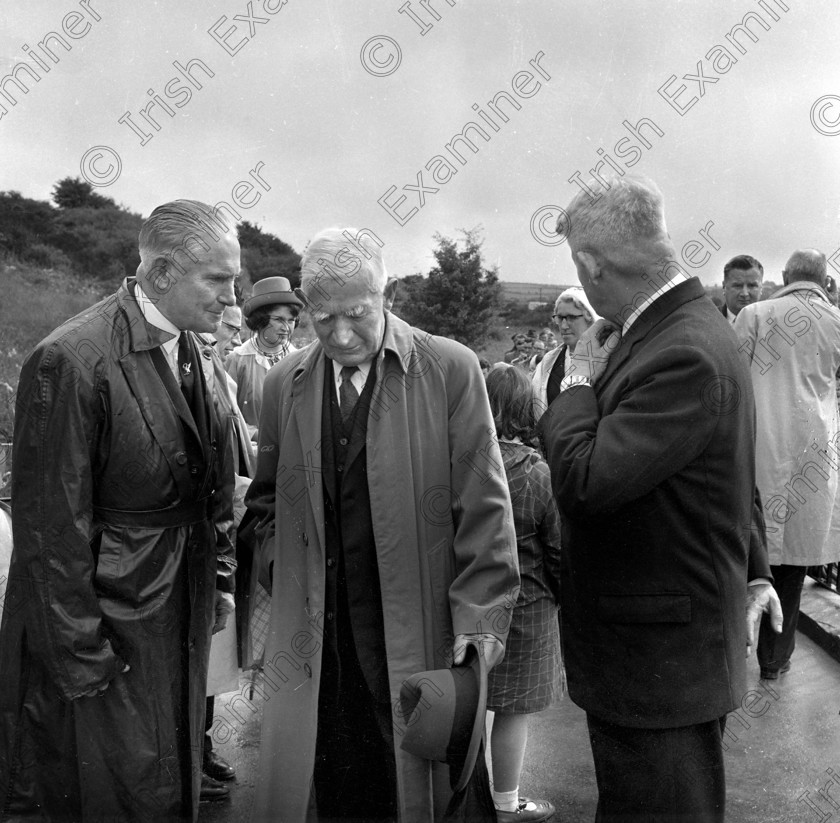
[735,249,840,679]
[0,200,239,821]
[539,176,781,821]
[245,227,519,822]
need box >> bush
[22,242,72,272]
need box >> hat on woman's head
[398,641,488,793]
[243,276,303,317]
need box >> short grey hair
[785,249,827,286]
[300,227,387,298]
[139,199,235,275]
[554,286,599,323]
[563,176,668,252]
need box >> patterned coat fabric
[487,440,562,714]
[0,279,236,822]
[734,282,840,566]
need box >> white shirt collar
[135,283,181,357]
[622,270,690,336]
[727,308,738,325]
[331,359,371,394]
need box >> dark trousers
[757,564,807,672]
[313,635,397,822]
[587,714,727,822]
[204,695,214,756]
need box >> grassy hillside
[0,261,107,435]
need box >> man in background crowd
[721,254,764,323]
[735,249,840,680]
[214,304,243,358]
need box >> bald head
[782,249,827,287]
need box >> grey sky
[2,0,839,286]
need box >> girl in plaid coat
[485,364,563,823]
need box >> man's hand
[213,591,236,634]
[567,320,621,386]
[453,633,504,671]
[745,581,783,656]
[78,662,131,699]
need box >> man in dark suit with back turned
[539,176,782,821]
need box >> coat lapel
[118,349,195,502]
[114,279,202,500]
[292,345,327,553]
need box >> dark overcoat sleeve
[243,363,284,590]
[540,344,724,518]
[11,343,124,699]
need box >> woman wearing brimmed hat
[225,276,304,441]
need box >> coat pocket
[597,593,691,624]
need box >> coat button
[190,466,199,476]
[175,451,188,465]
[326,612,334,621]
[327,558,335,568]
[302,532,308,545]
[304,663,312,677]
[337,465,343,473]
[339,437,348,446]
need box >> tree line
[0,179,508,349]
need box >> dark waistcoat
[319,362,389,704]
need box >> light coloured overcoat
[245,313,519,822]
[735,281,840,565]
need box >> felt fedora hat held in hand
[399,641,488,793]
[243,276,303,317]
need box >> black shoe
[760,659,791,680]
[200,773,231,802]
[203,750,236,781]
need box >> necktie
[177,332,198,413]
[339,366,360,422]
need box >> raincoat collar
[116,277,180,353]
[769,279,830,303]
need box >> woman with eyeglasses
[532,287,600,414]
[225,276,304,442]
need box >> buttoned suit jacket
[540,277,768,728]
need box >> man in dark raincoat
[0,199,240,821]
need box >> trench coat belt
[93,497,212,529]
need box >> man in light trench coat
[245,227,520,822]
[0,200,240,821]
[735,248,840,679]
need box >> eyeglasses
[552,313,585,323]
[267,316,295,326]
